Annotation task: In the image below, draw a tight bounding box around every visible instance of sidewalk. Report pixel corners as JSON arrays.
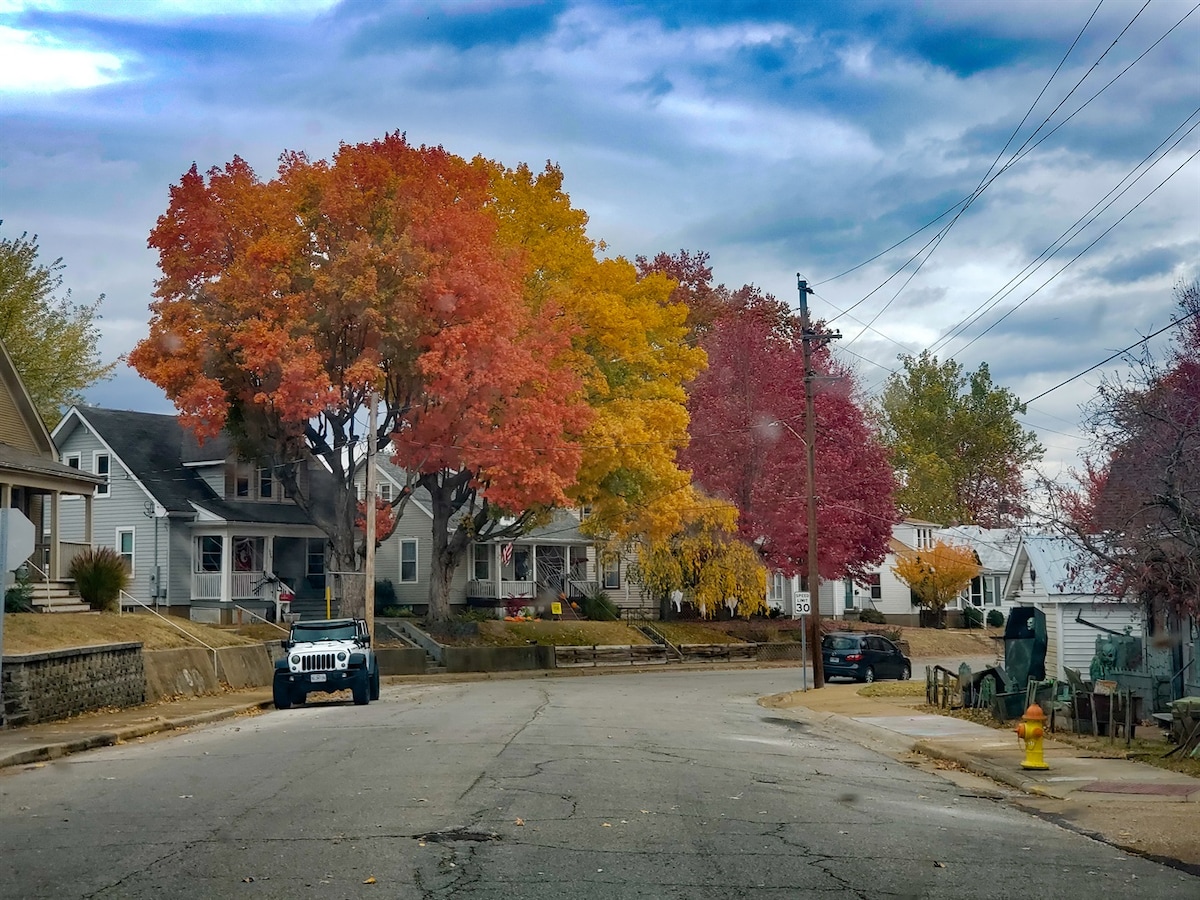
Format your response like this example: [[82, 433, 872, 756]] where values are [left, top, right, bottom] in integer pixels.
[[763, 680, 1200, 874]]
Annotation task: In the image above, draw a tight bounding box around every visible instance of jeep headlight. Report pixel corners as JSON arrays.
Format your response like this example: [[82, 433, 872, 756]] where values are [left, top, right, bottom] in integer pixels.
[[337, 651, 347, 662], [290, 655, 300, 665]]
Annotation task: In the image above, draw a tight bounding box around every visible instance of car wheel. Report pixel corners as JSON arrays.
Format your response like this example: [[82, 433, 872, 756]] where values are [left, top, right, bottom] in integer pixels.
[[272, 674, 292, 710], [862, 666, 876, 684], [291, 688, 307, 705], [900, 663, 912, 681], [352, 670, 370, 706], [370, 667, 380, 701]]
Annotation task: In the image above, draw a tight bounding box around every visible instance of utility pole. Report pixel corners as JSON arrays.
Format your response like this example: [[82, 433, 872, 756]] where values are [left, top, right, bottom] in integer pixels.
[[364, 391, 378, 643], [797, 275, 839, 689]]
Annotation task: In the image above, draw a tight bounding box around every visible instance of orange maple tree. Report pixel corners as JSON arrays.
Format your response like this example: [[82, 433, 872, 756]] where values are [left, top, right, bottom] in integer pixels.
[[130, 133, 591, 620]]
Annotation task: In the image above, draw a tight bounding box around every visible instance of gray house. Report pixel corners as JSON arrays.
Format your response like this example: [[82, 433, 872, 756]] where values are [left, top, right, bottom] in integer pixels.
[[362, 458, 646, 616], [52, 407, 331, 623]]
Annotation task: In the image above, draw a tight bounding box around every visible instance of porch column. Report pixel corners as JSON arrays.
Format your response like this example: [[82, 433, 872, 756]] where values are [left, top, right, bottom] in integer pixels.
[[49, 491, 61, 580], [83, 494, 94, 546], [0, 482, 10, 508], [220, 533, 232, 603], [493, 543, 500, 598]]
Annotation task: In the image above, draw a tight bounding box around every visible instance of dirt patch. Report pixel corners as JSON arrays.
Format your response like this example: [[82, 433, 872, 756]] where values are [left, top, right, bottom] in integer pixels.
[[2, 612, 264, 654]]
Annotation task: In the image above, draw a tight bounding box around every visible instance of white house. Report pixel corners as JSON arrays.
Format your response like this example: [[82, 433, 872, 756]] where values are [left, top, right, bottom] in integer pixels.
[[1003, 533, 1140, 680]]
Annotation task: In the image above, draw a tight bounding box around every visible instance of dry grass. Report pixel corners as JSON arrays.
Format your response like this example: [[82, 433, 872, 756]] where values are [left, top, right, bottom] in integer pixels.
[[2, 612, 264, 654], [454, 620, 653, 647], [858, 681, 926, 699]]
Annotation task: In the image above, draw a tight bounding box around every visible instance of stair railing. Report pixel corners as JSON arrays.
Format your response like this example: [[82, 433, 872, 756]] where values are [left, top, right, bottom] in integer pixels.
[[21, 558, 53, 610]]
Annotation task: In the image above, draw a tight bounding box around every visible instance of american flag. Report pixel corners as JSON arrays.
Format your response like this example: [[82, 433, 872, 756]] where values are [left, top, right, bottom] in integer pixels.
[[501, 543, 513, 565]]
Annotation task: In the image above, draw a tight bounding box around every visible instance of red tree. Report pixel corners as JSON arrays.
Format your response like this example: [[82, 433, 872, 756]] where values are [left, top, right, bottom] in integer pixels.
[[131, 134, 591, 621], [681, 290, 897, 581], [1055, 280, 1200, 623]]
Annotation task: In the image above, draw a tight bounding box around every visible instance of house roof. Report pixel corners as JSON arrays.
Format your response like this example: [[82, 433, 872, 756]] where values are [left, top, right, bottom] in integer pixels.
[[939, 525, 1020, 573], [0, 442, 104, 491], [64, 408, 218, 514], [1017, 534, 1110, 596], [57, 407, 335, 526]]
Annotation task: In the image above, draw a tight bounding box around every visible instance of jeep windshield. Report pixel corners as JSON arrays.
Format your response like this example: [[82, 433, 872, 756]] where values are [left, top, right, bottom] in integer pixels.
[[291, 623, 357, 642]]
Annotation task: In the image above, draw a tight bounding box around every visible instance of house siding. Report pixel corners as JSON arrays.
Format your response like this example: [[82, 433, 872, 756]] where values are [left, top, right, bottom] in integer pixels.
[[0, 380, 38, 453], [56, 427, 171, 607]]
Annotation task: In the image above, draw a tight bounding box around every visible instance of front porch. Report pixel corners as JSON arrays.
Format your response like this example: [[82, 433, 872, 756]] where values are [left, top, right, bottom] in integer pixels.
[[189, 530, 323, 623]]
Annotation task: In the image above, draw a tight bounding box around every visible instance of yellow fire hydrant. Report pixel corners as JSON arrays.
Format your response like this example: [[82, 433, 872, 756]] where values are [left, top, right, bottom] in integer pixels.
[[1015, 703, 1050, 770]]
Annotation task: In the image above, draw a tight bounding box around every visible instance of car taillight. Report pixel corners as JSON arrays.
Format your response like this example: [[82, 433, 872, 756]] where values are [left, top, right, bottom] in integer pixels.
[[845, 653, 863, 661]]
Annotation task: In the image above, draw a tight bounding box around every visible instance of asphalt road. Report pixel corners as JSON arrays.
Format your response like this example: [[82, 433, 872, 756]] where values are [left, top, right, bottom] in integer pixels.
[[0, 670, 1193, 899]]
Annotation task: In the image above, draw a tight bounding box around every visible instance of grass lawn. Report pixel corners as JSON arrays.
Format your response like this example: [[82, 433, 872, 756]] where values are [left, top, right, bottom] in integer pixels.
[[653, 622, 749, 645]]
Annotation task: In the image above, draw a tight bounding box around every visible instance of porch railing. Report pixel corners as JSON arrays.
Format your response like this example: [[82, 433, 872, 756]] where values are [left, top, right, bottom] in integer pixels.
[[467, 579, 536, 600], [191, 570, 271, 601], [58, 541, 91, 579]]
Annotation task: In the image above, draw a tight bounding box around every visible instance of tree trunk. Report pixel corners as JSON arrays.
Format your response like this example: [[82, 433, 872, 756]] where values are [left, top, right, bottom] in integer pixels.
[[425, 478, 472, 624]]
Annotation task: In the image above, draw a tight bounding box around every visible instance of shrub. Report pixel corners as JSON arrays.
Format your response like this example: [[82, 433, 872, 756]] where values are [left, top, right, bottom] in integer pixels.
[[962, 605, 984, 629], [68, 547, 129, 613], [5, 568, 34, 612], [581, 591, 620, 621], [987, 608, 1005, 628], [857, 608, 886, 625], [374, 579, 397, 615]]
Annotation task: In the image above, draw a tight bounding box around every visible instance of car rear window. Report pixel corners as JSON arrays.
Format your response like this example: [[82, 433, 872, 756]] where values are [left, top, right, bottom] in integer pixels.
[[822, 635, 859, 652]]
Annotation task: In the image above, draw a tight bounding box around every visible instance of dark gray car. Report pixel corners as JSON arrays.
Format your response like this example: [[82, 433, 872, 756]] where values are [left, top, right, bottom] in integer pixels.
[[822, 632, 912, 683]]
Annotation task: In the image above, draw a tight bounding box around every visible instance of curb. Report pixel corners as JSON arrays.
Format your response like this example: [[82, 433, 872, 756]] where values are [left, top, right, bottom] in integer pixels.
[[0, 699, 274, 772]]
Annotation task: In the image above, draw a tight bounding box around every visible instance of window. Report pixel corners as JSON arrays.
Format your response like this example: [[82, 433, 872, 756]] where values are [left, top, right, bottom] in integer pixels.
[[117, 529, 134, 573], [236, 475, 250, 497], [501, 546, 532, 582], [472, 543, 490, 581], [866, 573, 882, 600], [259, 468, 273, 499], [379, 482, 393, 503], [306, 539, 325, 578], [64, 453, 80, 469], [198, 536, 222, 572], [94, 452, 110, 497], [602, 558, 620, 590], [769, 573, 784, 601], [400, 539, 418, 583]]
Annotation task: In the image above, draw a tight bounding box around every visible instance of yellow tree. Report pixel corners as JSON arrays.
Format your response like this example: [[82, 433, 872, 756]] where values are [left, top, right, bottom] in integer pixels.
[[891, 539, 980, 626], [628, 488, 767, 619], [481, 161, 706, 546]]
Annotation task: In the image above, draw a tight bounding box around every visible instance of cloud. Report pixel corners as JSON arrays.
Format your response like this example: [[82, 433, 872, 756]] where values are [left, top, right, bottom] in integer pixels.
[[0, 23, 123, 92]]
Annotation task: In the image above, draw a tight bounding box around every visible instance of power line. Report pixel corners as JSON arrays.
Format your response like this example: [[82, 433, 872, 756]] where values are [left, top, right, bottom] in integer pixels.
[[1024, 306, 1200, 405]]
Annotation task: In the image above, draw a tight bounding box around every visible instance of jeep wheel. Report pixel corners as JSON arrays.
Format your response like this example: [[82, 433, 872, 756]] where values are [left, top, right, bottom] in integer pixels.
[[272, 674, 292, 710], [290, 688, 307, 705], [369, 667, 381, 701], [352, 670, 370, 706]]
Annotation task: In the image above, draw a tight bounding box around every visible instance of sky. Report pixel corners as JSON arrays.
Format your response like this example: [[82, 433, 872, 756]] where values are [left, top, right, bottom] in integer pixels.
[[1, 0, 1198, 483]]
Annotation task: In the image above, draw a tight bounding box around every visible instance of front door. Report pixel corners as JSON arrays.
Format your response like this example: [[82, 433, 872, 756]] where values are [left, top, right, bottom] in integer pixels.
[[536, 545, 566, 597]]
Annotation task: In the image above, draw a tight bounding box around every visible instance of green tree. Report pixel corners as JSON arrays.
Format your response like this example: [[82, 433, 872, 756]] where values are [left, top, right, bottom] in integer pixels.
[[0, 227, 115, 426], [877, 351, 1043, 525]]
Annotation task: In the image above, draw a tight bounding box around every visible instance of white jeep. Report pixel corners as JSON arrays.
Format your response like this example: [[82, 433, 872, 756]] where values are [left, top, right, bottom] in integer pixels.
[[273, 617, 380, 709]]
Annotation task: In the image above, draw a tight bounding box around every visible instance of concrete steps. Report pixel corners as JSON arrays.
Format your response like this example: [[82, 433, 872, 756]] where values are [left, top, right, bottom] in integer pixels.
[[28, 580, 93, 614]]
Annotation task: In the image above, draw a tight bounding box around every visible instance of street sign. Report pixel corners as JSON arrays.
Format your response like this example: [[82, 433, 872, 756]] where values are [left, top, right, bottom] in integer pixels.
[[0, 507, 34, 567], [0, 507, 37, 726], [793, 591, 812, 618]]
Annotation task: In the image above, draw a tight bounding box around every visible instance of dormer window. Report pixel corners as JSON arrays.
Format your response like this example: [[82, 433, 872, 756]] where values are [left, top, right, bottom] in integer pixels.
[[94, 452, 110, 497], [259, 468, 273, 499]]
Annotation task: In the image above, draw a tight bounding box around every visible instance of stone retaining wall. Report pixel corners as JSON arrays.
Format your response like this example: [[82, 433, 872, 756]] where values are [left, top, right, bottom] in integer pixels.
[[2, 643, 145, 727]]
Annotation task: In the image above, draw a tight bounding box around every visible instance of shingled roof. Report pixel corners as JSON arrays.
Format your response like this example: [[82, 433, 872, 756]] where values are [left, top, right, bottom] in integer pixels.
[[58, 407, 333, 524]]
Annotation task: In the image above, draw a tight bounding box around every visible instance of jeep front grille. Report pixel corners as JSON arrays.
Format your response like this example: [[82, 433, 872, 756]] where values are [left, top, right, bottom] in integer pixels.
[[300, 653, 335, 671]]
